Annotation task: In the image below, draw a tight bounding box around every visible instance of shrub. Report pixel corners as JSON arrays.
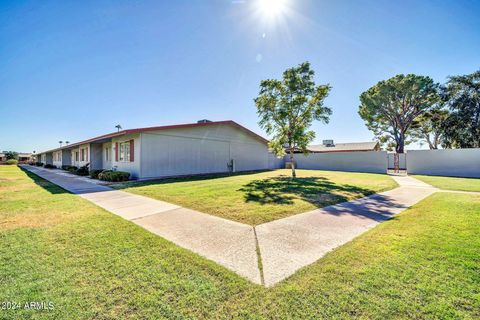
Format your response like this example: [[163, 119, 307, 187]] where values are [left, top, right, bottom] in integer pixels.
[[75, 165, 89, 176], [62, 165, 77, 171], [98, 170, 130, 182], [35, 162, 44, 166], [5, 159, 18, 165], [44, 164, 56, 169], [89, 169, 104, 179]]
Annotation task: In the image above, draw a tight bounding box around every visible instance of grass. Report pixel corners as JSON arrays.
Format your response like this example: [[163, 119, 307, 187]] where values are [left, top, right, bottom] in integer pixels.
[[414, 175, 480, 192], [1, 165, 479, 319], [112, 169, 398, 225]]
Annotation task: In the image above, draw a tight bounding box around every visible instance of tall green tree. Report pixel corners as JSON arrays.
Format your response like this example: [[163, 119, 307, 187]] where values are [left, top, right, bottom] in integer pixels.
[[441, 70, 480, 148], [358, 74, 440, 153], [4, 151, 18, 160], [411, 108, 450, 149], [255, 62, 332, 178]]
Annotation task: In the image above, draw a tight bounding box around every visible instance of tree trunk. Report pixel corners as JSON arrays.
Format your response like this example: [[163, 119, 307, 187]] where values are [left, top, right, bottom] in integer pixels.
[[395, 134, 405, 153], [289, 149, 296, 178]]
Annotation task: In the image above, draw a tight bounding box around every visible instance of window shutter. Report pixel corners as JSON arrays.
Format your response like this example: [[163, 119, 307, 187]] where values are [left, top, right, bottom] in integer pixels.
[[115, 142, 119, 162], [86, 147, 89, 161], [129, 140, 134, 162]]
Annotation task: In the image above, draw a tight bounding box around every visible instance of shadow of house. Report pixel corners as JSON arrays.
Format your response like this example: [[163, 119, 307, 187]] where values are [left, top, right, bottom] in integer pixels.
[[20, 167, 69, 195], [238, 176, 378, 207]]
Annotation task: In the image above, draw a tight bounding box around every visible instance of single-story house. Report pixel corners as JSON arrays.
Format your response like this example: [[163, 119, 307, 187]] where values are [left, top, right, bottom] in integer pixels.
[[287, 140, 380, 153], [36, 120, 270, 179], [0, 152, 34, 163], [18, 153, 34, 163]]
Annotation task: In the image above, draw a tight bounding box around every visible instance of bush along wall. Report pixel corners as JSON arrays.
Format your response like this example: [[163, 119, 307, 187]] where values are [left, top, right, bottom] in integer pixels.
[[89, 169, 104, 179], [75, 165, 89, 176], [98, 170, 130, 182]]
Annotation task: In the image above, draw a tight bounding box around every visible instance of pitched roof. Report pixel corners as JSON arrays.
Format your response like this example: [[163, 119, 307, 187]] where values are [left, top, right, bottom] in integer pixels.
[[38, 120, 268, 154], [308, 141, 379, 153]]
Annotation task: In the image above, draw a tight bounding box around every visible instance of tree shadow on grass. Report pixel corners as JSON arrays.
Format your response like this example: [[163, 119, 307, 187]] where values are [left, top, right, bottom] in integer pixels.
[[20, 167, 68, 195], [238, 175, 377, 208]]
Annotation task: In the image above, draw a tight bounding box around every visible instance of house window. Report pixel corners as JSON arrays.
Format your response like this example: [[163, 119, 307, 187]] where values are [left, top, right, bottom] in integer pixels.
[[119, 142, 130, 162], [80, 148, 88, 161], [105, 147, 110, 161]]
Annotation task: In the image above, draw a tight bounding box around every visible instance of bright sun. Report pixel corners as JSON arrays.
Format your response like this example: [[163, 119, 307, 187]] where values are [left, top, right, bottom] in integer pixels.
[[257, 0, 287, 19]]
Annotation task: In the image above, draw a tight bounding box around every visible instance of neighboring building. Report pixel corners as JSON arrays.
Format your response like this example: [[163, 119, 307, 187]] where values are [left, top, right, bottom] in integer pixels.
[[287, 140, 380, 153], [36, 120, 269, 179], [18, 153, 34, 163], [0, 152, 34, 163]]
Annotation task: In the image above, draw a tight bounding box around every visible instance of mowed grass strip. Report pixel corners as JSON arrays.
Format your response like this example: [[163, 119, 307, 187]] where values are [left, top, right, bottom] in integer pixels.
[[1, 166, 479, 319], [112, 169, 398, 225], [414, 174, 480, 192]]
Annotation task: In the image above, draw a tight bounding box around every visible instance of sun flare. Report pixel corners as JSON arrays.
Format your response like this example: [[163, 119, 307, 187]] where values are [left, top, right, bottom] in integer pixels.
[[257, 0, 287, 19]]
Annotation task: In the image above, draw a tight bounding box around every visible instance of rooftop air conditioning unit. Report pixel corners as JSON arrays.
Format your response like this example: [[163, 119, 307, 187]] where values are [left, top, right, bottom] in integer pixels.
[[322, 139, 334, 147]]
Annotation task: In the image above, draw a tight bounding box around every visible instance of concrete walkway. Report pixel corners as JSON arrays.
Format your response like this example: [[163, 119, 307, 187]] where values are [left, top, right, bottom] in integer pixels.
[[21, 165, 439, 287], [21, 165, 261, 284], [255, 175, 437, 286]]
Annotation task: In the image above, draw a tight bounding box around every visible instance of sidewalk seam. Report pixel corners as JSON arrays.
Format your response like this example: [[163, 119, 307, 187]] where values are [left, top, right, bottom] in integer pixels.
[[253, 226, 265, 286]]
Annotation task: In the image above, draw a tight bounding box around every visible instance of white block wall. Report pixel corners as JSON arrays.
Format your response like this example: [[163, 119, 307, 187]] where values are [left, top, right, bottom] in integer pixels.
[[268, 153, 285, 169], [293, 151, 388, 174], [407, 148, 480, 178]]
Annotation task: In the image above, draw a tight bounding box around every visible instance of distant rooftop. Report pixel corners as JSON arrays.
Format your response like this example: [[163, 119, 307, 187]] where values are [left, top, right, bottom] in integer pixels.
[[308, 141, 380, 153]]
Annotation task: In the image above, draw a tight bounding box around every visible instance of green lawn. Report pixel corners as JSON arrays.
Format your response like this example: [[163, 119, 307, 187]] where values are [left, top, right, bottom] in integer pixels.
[[1, 165, 479, 319], [112, 169, 398, 225], [414, 175, 480, 192]]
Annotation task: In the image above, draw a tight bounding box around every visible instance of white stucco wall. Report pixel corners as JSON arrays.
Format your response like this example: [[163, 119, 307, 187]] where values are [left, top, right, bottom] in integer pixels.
[[139, 124, 268, 179], [52, 151, 63, 168], [71, 148, 80, 167], [77, 144, 90, 168], [293, 151, 388, 174], [111, 133, 141, 178], [102, 142, 113, 170], [407, 148, 480, 178]]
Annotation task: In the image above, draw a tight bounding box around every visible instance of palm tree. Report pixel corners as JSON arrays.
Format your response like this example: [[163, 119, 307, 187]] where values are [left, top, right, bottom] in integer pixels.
[[59, 141, 63, 147]]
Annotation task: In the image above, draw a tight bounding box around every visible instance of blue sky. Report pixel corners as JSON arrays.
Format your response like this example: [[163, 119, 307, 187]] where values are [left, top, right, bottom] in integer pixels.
[[1, 0, 479, 153]]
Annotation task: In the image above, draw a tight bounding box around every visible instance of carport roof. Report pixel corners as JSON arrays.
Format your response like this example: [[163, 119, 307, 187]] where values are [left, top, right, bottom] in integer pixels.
[[38, 120, 268, 154]]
